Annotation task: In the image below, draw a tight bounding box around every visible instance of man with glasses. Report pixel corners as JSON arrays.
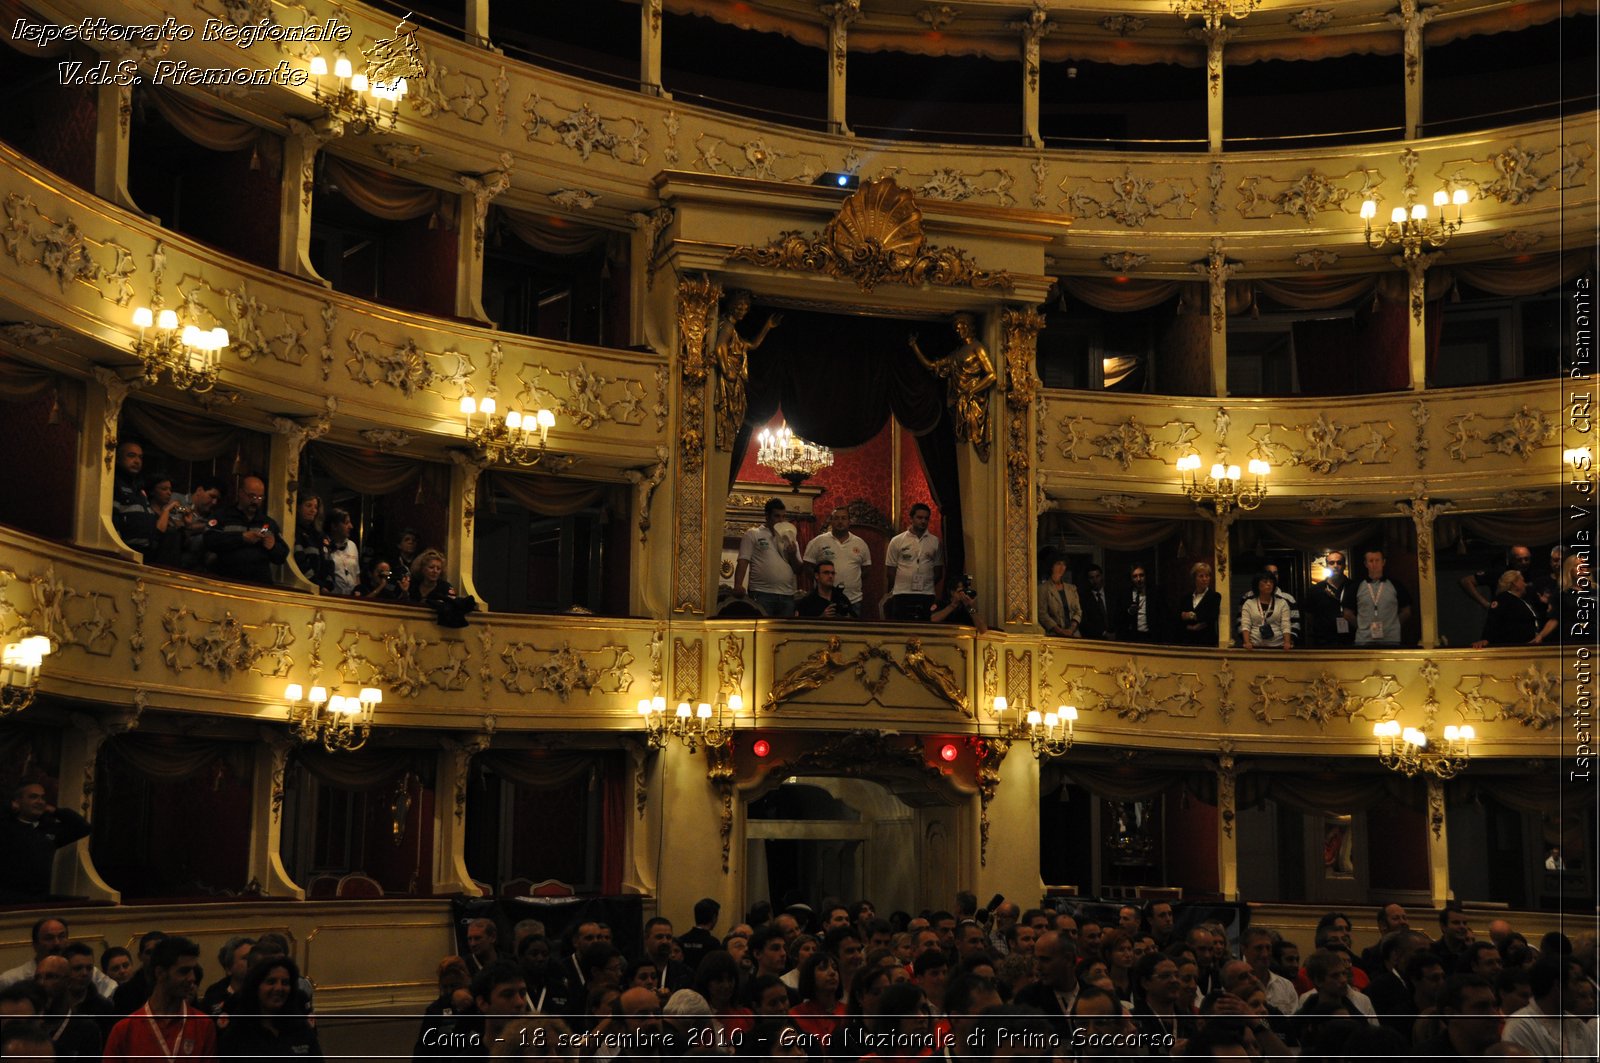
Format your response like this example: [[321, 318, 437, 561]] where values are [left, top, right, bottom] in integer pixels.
[[205, 475, 288, 584], [1307, 551, 1358, 646]]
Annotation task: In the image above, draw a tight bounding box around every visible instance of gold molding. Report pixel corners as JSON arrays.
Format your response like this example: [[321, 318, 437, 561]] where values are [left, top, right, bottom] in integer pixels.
[[727, 179, 1016, 294]]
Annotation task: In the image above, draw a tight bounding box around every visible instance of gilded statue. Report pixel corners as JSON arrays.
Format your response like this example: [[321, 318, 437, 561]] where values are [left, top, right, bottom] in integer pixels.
[[713, 292, 782, 450], [900, 638, 969, 716], [909, 312, 996, 459], [764, 635, 848, 708]]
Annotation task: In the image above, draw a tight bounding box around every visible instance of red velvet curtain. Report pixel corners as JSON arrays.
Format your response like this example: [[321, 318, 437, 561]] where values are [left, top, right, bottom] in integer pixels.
[[731, 307, 966, 583], [601, 760, 625, 895], [1291, 299, 1411, 394]]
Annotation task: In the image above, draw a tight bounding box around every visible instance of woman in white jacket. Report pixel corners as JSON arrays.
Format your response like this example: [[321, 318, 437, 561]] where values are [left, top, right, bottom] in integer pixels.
[[1240, 571, 1293, 650]]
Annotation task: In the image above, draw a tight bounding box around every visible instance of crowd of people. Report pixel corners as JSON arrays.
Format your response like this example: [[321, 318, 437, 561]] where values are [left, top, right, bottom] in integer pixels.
[[0, 894, 1594, 1059], [1041, 543, 1582, 651], [730, 500, 982, 631], [109, 440, 474, 626]]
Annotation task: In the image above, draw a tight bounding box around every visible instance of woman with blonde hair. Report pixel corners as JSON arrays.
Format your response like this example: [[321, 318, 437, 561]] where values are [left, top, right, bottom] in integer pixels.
[[1175, 561, 1221, 646], [405, 547, 476, 628]]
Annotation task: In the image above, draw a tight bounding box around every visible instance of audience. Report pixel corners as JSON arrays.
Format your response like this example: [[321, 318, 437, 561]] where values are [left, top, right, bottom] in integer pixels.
[[0, 897, 1584, 1059]]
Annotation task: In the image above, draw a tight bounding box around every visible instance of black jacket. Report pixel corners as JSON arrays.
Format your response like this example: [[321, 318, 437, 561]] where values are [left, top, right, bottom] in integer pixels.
[[204, 505, 289, 583], [0, 807, 91, 901]]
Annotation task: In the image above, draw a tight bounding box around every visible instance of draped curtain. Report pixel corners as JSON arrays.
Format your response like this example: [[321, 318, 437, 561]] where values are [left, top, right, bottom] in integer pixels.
[[143, 87, 282, 176], [308, 441, 447, 498], [1236, 768, 1422, 813], [1060, 513, 1208, 553], [120, 400, 268, 475], [294, 747, 428, 790], [730, 308, 966, 582], [496, 205, 617, 256], [1046, 763, 1216, 804], [1437, 510, 1563, 551], [1450, 251, 1593, 298], [323, 155, 458, 227], [104, 732, 252, 782], [485, 473, 617, 517], [1234, 516, 1411, 556]]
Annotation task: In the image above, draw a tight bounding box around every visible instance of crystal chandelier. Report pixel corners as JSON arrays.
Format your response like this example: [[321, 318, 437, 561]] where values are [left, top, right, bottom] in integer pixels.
[[757, 423, 833, 491], [1176, 454, 1269, 515], [1374, 720, 1473, 779], [284, 683, 383, 753]]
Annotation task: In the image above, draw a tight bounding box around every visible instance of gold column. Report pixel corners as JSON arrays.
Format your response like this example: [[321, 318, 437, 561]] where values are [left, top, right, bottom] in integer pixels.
[[820, 1, 860, 136], [269, 412, 332, 594], [1213, 510, 1235, 648], [1426, 776, 1450, 906], [673, 275, 721, 614], [1399, 495, 1451, 649], [55, 707, 142, 903], [1200, 22, 1232, 153], [449, 452, 491, 607], [1014, 9, 1052, 149], [1393, 0, 1435, 139], [436, 733, 492, 896], [464, 0, 491, 47], [279, 118, 338, 284], [76, 368, 140, 560], [457, 172, 509, 325], [93, 74, 138, 212], [641, 0, 665, 96], [1002, 306, 1044, 627], [1197, 240, 1234, 398], [247, 729, 304, 898], [1217, 743, 1238, 900], [1401, 252, 1438, 390]]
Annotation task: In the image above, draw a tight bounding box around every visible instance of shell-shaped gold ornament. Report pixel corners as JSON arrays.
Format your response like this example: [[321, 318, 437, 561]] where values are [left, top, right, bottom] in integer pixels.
[[824, 179, 926, 274]]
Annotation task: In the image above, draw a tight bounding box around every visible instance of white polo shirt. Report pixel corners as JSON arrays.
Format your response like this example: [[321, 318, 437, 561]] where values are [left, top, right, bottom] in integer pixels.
[[886, 529, 943, 596], [803, 530, 872, 604], [739, 524, 797, 595]]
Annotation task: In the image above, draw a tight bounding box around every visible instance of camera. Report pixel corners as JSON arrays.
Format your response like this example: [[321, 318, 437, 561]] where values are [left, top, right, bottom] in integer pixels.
[[960, 575, 977, 599]]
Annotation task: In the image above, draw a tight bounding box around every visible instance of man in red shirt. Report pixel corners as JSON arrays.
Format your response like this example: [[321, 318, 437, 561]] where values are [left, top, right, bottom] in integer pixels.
[[104, 936, 216, 1062]]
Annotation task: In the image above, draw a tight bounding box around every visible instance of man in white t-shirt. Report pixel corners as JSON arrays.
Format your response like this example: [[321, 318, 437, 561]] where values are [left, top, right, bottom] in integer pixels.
[[884, 502, 943, 621], [734, 497, 802, 617], [802, 505, 872, 608]]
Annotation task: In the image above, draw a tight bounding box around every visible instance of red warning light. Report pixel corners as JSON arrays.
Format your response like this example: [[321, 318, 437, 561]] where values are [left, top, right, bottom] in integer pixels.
[[752, 739, 771, 758], [939, 743, 959, 762]]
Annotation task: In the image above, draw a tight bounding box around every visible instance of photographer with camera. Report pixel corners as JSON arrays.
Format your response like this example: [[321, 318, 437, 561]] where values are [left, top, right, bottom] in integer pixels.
[[930, 575, 987, 634], [359, 559, 407, 601]]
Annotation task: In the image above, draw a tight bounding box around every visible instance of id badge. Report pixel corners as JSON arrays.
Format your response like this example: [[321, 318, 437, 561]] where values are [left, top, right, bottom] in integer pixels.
[[1369, 621, 1384, 639], [1336, 618, 1350, 633]]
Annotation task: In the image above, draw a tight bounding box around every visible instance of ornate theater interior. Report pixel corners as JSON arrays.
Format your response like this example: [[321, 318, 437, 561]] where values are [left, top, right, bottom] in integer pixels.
[[0, 0, 1593, 1054]]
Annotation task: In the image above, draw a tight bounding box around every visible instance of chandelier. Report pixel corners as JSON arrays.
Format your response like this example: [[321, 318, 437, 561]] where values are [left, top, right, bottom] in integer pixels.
[[1373, 720, 1473, 779], [1, 635, 52, 716], [1360, 189, 1468, 260], [1171, 0, 1261, 24], [460, 397, 559, 468], [284, 683, 383, 752], [1176, 455, 1269, 514], [639, 695, 737, 753], [308, 53, 408, 133], [757, 424, 833, 491], [992, 696, 1076, 760], [130, 306, 228, 393]]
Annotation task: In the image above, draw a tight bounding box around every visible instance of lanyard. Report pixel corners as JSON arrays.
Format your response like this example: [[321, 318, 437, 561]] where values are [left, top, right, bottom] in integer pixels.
[[1365, 580, 1386, 610], [142, 1003, 192, 1061]]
